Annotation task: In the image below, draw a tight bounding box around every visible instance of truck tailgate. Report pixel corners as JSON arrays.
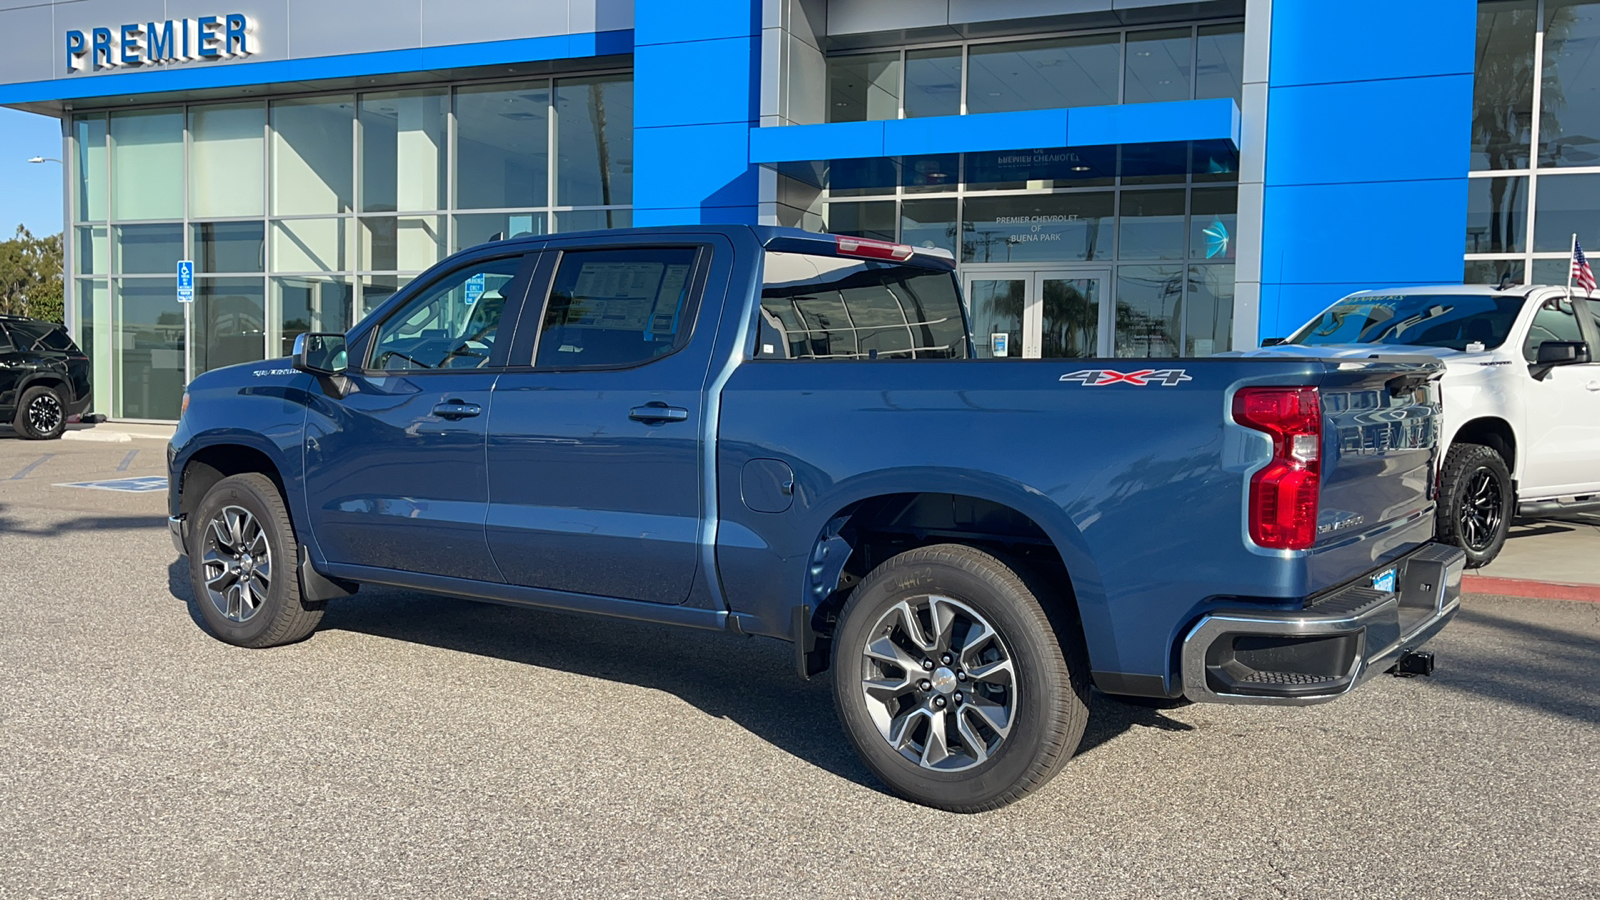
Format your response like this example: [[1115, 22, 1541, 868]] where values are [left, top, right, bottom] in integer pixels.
[[1308, 359, 1442, 594]]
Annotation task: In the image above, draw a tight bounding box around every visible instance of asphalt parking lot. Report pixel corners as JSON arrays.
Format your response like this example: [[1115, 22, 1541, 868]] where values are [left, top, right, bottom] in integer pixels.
[[1, 432, 1597, 899]]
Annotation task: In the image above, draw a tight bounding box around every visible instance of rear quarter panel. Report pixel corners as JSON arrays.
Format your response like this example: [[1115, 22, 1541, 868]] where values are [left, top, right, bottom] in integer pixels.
[[716, 357, 1357, 682]]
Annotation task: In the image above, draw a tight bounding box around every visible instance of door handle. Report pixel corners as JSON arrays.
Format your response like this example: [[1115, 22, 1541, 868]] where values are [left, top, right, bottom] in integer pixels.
[[432, 401, 482, 420], [629, 403, 689, 423], [1587, 380, 1600, 392]]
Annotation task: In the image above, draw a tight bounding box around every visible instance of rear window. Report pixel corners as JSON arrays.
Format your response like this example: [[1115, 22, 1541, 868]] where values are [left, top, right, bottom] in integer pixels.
[[6, 320, 78, 353], [757, 252, 967, 360]]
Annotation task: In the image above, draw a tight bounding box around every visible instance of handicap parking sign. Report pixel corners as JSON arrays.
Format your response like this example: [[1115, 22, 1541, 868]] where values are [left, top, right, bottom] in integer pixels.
[[56, 476, 169, 493], [176, 260, 194, 304], [464, 273, 485, 305]]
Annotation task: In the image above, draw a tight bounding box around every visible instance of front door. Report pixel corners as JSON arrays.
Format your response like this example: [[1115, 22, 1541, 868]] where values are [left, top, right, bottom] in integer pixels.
[[1520, 294, 1600, 496], [964, 268, 1110, 358], [302, 253, 535, 581], [484, 240, 721, 606]]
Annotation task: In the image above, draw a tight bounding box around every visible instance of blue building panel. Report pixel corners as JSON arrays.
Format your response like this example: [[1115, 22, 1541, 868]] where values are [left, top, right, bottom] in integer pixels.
[[749, 120, 887, 163], [881, 109, 1070, 157], [633, 38, 760, 128], [1264, 76, 1474, 186], [1260, 178, 1468, 287], [632, 0, 760, 45], [1066, 98, 1240, 148], [634, 121, 760, 223], [1269, 0, 1475, 87]]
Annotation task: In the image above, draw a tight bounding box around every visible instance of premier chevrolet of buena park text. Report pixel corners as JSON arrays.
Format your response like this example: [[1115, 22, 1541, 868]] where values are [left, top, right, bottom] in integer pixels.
[[168, 226, 1462, 811]]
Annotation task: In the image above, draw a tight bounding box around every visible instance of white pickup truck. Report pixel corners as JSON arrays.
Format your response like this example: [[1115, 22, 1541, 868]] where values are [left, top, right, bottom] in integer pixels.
[[1247, 284, 1600, 567]]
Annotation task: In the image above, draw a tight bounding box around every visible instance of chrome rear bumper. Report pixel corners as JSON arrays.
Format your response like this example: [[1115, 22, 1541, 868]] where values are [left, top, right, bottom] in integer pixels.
[[1181, 542, 1466, 705]]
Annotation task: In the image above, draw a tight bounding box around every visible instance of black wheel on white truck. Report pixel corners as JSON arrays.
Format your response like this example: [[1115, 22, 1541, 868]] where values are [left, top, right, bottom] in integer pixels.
[[1435, 443, 1513, 568]]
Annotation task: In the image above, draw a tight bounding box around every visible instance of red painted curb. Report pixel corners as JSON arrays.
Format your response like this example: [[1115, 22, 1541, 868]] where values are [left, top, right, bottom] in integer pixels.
[[1462, 575, 1600, 603]]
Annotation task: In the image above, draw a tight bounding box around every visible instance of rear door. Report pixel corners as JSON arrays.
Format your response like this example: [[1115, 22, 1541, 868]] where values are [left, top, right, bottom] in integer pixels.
[[483, 238, 725, 605], [302, 252, 537, 580]]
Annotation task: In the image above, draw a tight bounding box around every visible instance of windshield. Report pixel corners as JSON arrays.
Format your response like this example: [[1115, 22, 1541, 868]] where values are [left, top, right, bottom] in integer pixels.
[[1287, 294, 1524, 350]]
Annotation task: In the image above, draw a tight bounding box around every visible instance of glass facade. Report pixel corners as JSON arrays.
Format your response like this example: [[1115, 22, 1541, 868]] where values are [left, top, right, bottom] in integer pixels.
[[1467, 0, 1600, 284], [68, 72, 633, 419], [826, 23, 1243, 123], [823, 146, 1238, 358]]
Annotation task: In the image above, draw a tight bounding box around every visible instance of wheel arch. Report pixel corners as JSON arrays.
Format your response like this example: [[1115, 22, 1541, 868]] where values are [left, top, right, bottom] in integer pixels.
[[791, 471, 1105, 677], [176, 438, 297, 545], [1449, 416, 1517, 478]]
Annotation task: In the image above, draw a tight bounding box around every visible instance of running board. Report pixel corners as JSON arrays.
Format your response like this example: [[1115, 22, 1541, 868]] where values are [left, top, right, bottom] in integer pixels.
[[1518, 496, 1600, 517]]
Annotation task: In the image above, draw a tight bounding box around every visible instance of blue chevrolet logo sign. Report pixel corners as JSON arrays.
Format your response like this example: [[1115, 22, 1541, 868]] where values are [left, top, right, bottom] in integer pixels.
[[66, 14, 252, 72]]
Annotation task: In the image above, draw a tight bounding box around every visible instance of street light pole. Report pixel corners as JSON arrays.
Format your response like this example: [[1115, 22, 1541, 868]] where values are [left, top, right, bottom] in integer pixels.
[[28, 156, 63, 164]]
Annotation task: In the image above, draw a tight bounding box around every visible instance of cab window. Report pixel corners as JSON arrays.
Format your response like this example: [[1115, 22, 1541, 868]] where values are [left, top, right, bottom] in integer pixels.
[[368, 257, 525, 371], [533, 247, 700, 368], [1523, 296, 1585, 362]]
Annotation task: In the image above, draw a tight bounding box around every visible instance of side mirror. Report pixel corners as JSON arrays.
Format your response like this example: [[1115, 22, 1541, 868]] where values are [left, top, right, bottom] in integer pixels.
[[1261, 337, 1287, 347], [1530, 340, 1590, 381], [293, 332, 348, 376]]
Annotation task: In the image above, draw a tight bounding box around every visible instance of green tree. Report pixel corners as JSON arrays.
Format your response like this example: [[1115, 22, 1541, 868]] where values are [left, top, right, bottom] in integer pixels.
[[0, 226, 65, 322]]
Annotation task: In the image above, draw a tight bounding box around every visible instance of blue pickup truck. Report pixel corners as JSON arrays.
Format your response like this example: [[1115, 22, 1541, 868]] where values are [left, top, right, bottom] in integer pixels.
[[169, 225, 1464, 811]]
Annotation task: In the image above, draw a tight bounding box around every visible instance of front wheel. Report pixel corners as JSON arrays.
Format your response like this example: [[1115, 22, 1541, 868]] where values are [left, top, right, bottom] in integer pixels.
[[189, 472, 325, 648], [13, 384, 66, 440], [1435, 443, 1513, 568], [831, 544, 1090, 812]]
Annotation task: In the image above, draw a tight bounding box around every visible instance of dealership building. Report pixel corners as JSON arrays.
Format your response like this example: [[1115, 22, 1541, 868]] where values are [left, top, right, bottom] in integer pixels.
[[0, 0, 1590, 420]]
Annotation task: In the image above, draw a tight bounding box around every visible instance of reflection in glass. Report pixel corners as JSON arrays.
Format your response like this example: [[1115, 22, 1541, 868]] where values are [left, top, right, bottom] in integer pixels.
[[902, 154, 959, 193], [829, 157, 899, 197], [194, 278, 266, 375], [968, 279, 1025, 359], [360, 90, 447, 212], [1120, 143, 1190, 185], [78, 279, 110, 414], [1541, 1, 1600, 167], [113, 278, 184, 419], [454, 212, 547, 252], [271, 218, 354, 272], [1465, 176, 1527, 253], [828, 52, 900, 122], [1196, 24, 1244, 101], [1185, 265, 1234, 356], [1040, 277, 1099, 359], [115, 224, 184, 274], [555, 209, 633, 232], [1471, 0, 1536, 170], [826, 201, 896, 242], [1118, 189, 1187, 259], [963, 193, 1113, 263], [193, 221, 265, 273], [360, 216, 445, 271], [967, 36, 1119, 115], [1532, 173, 1600, 251], [905, 47, 962, 118], [1463, 257, 1526, 286], [359, 275, 406, 320], [1190, 188, 1237, 259], [74, 114, 108, 222], [1115, 265, 1183, 357], [275, 277, 352, 356], [1125, 29, 1192, 104], [189, 103, 265, 218], [556, 76, 634, 207], [456, 81, 550, 210], [901, 198, 958, 256], [966, 147, 1115, 190], [271, 97, 355, 215], [76, 225, 108, 275], [110, 109, 184, 220], [1530, 258, 1572, 285]]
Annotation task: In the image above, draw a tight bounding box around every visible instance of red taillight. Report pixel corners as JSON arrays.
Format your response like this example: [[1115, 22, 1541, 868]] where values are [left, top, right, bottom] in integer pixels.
[[835, 235, 914, 261], [1233, 386, 1322, 550]]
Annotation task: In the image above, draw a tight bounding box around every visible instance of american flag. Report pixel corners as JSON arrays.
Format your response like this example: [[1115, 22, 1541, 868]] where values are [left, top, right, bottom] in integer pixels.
[[1574, 239, 1597, 292]]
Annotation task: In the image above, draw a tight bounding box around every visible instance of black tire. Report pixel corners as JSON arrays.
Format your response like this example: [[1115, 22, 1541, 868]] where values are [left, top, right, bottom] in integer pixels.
[[188, 472, 325, 648], [13, 384, 66, 440], [1435, 443, 1513, 568], [831, 544, 1090, 812]]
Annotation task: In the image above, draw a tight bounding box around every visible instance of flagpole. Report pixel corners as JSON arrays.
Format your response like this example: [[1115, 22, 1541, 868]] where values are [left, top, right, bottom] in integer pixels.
[[1569, 233, 1577, 301]]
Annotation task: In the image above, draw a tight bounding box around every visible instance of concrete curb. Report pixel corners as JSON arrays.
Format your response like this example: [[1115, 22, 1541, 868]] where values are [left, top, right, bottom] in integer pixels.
[[1462, 575, 1600, 603]]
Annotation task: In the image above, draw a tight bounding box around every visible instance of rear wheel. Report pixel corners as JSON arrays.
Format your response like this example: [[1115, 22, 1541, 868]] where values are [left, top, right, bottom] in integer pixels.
[[1436, 443, 1512, 568], [831, 544, 1090, 812], [13, 385, 66, 440], [189, 473, 325, 648]]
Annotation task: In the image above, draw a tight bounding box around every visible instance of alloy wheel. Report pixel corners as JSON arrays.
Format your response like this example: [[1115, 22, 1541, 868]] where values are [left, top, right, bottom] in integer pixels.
[[200, 506, 273, 623], [859, 594, 1017, 772], [27, 393, 62, 435], [1459, 468, 1504, 552]]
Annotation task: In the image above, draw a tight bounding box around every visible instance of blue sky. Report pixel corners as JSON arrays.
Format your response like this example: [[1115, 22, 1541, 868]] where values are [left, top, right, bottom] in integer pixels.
[[0, 107, 66, 237]]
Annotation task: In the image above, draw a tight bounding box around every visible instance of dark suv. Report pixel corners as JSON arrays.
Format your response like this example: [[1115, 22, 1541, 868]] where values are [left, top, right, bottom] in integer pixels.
[[0, 315, 92, 440]]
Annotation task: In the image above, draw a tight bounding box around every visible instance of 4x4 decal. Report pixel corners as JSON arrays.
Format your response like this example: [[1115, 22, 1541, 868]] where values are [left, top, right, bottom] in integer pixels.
[[1059, 369, 1193, 386]]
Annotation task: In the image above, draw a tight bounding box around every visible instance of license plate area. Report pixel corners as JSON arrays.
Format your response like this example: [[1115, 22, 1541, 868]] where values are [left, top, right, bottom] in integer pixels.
[[1372, 568, 1396, 594]]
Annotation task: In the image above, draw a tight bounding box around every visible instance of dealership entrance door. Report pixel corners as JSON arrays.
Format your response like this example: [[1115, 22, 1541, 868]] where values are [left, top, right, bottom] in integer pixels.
[[963, 267, 1111, 359]]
